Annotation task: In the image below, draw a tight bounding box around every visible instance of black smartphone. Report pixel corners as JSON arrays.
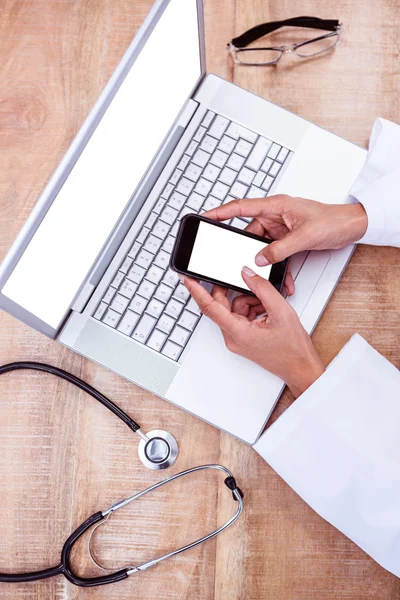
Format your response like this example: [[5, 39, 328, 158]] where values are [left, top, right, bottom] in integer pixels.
[[170, 214, 288, 295]]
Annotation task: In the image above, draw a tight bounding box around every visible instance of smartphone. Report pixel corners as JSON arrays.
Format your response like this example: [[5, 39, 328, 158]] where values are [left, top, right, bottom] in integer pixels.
[[170, 214, 288, 295]]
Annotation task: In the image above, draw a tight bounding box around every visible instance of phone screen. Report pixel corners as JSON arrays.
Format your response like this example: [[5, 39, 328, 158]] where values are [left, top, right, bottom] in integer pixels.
[[187, 220, 271, 292]]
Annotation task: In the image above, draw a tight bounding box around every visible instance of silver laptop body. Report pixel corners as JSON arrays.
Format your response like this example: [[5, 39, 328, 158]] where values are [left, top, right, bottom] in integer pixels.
[[0, 0, 366, 444]]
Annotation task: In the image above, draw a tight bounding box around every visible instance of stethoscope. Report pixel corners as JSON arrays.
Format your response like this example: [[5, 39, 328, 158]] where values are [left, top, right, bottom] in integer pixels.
[[0, 361, 244, 588]]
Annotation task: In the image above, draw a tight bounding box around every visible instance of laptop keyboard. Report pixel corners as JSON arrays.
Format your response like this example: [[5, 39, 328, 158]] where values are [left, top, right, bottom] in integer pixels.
[[93, 111, 290, 361]]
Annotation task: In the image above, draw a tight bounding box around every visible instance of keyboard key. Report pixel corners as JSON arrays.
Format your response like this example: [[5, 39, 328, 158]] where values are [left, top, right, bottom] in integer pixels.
[[230, 181, 248, 198], [136, 227, 150, 244], [127, 242, 141, 260], [235, 139, 253, 158], [173, 283, 190, 303], [157, 313, 175, 334], [161, 341, 182, 361], [119, 278, 137, 299], [178, 205, 195, 221], [145, 212, 157, 229], [223, 195, 236, 205], [200, 135, 218, 154], [146, 264, 164, 285], [218, 135, 236, 154], [262, 175, 274, 191], [208, 115, 229, 139], [165, 298, 184, 319], [111, 271, 124, 288], [161, 183, 174, 199], [186, 140, 198, 156], [253, 171, 265, 187], [186, 192, 204, 211], [163, 268, 180, 288], [276, 147, 289, 163], [210, 149, 229, 168], [137, 279, 157, 300], [153, 219, 170, 240], [132, 314, 157, 344], [261, 157, 273, 173], [211, 181, 229, 201], [103, 286, 116, 304], [231, 217, 248, 230], [219, 167, 236, 186], [102, 309, 121, 328], [245, 137, 272, 171], [153, 197, 167, 214], [201, 110, 215, 128], [120, 256, 133, 273], [186, 297, 201, 316], [146, 298, 164, 318], [195, 177, 213, 197], [203, 163, 221, 183], [185, 162, 202, 182], [110, 293, 130, 314], [162, 235, 175, 254], [202, 196, 221, 211], [269, 161, 281, 177], [168, 191, 186, 211], [169, 168, 182, 185], [267, 143, 281, 160], [178, 309, 200, 330], [130, 294, 148, 314], [94, 302, 107, 320], [193, 125, 207, 143], [117, 310, 139, 336], [178, 154, 191, 171], [237, 167, 255, 186], [155, 283, 174, 303], [226, 122, 258, 143], [154, 250, 170, 270], [192, 148, 210, 167], [176, 177, 195, 196], [136, 249, 153, 270], [247, 185, 266, 199], [127, 264, 146, 284], [160, 205, 179, 225], [147, 329, 167, 352], [170, 222, 179, 237], [227, 153, 245, 171], [144, 234, 162, 255], [169, 325, 190, 346]]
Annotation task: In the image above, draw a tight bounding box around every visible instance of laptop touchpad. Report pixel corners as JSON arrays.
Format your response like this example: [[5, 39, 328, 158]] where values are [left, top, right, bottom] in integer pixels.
[[287, 250, 331, 319]]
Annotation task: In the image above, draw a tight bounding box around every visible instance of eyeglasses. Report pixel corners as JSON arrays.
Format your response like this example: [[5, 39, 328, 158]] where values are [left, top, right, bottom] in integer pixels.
[[228, 16, 343, 66]]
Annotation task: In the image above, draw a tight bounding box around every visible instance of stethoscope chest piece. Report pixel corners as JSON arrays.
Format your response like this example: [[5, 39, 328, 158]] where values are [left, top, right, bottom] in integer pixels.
[[138, 429, 178, 470]]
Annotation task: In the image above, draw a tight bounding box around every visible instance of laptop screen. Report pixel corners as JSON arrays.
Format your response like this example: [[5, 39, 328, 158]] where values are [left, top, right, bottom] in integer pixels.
[[2, 0, 202, 330]]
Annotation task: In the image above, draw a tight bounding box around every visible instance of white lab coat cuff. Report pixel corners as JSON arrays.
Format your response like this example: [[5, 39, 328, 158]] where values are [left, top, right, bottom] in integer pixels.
[[254, 333, 400, 578], [349, 118, 400, 247]]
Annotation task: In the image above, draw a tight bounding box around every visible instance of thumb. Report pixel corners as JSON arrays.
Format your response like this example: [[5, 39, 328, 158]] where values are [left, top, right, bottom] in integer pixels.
[[255, 230, 307, 266], [241, 266, 285, 314]]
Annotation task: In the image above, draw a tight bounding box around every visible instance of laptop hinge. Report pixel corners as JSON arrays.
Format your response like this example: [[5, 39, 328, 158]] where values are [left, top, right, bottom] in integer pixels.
[[70, 98, 199, 315]]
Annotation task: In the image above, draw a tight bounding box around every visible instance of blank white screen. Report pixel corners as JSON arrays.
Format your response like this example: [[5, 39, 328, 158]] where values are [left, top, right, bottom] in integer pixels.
[[188, 222, 272, 291], [3, 0, 201, 328]]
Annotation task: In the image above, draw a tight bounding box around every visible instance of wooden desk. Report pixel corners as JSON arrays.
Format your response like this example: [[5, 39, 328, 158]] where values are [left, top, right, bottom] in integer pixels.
[[1, 1, 399, 598]]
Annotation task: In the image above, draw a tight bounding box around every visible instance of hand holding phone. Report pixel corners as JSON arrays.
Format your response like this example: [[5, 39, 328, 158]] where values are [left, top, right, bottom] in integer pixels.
[[170, 214, 288, 295]]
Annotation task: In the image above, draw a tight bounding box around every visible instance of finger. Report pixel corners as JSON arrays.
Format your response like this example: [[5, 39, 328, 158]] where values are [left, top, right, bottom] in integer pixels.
[[203, 196, 288, 223], [231, 294, 260, 317], [182, 276, 237, 333], [255, 229, 308, 266], [284, 262, 295, 296], [211, 284, 231, 310], [241, 267, 287, 314], [244, 218, 265, 237], [248, 304, 266, 322]]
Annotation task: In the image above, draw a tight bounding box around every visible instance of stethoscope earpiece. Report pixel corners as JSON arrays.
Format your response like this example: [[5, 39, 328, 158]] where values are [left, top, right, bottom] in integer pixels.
[[138, 430, 179, 470]]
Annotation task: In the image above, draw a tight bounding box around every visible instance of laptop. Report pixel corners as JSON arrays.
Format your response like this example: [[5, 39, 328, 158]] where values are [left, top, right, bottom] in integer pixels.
[[0, 0, 366, 444]]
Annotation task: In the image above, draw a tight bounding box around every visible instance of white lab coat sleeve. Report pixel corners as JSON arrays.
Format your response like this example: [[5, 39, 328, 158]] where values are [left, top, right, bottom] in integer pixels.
[[350, 117, 400, 247], [253, 333, 400, 578]]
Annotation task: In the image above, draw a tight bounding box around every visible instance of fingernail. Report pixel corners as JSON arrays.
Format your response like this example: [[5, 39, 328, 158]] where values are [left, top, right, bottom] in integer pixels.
[[178, 274, 185, 283], [255, 254, 270, 267], [242, 266, 256, 277]]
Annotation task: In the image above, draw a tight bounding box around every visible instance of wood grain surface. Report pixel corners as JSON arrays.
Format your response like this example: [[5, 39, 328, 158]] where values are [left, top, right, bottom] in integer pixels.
[[1, 1, 400, 599]]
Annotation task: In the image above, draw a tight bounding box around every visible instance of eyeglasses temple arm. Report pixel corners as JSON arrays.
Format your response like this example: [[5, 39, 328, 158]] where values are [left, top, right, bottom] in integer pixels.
[[230, 16, 341, 48]]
